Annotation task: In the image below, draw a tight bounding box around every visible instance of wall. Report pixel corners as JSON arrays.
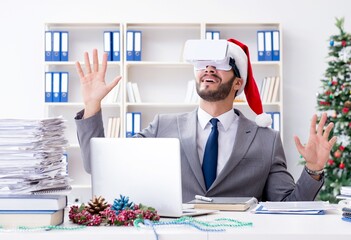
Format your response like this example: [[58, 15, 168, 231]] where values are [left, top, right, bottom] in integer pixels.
[[0, 0, 350, 180]]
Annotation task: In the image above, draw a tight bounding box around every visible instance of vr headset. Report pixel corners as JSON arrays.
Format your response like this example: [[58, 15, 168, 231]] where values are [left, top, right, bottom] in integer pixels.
[[183, 39, 241, 77]]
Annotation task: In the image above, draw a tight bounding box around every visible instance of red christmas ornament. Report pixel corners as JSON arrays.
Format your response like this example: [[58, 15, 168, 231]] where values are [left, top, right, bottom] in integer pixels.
[[339, 145, 345, 151], [339, 162, 345, 169], [342, 40, 347, 47], [342, 107, 349, 114], [332, 80, 338, 86], [334, 150, 342, 158], [328, 159, 334, 165]]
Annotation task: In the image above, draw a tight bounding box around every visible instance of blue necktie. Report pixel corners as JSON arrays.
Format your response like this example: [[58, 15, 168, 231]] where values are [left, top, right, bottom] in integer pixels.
[[202, 118, 219, 190]]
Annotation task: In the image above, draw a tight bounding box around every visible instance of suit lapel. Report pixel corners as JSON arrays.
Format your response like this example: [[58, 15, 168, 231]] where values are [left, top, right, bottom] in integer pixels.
[[178, 108, 207, 192], [210, 109, 258, 190]]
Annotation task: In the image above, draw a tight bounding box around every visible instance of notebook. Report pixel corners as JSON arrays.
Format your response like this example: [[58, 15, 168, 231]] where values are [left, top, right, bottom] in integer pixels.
[[90, 137, 216, 217]]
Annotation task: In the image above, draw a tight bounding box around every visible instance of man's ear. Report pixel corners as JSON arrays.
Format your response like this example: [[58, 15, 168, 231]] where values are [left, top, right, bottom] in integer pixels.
[[233, 77, 243, 90]]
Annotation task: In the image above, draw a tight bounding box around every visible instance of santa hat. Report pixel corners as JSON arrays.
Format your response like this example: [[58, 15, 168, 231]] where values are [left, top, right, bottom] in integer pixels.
[[227, 38, 272, 127]]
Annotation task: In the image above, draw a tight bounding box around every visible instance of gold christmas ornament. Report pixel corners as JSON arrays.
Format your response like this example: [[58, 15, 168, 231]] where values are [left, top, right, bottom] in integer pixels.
[[344, 100, 351, 109]]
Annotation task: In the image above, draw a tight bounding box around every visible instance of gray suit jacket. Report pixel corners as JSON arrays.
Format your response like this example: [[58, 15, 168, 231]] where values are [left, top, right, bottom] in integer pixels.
[[75, 108, 323, 203]]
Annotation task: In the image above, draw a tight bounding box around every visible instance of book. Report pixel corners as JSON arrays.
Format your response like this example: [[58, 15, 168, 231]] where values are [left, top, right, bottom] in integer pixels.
[[337, 194, 351, 200], [271, 76, 280, 102], [188, 197, 258, 211], [132, 82, 142, 103], [341, 186, 351, 195], [0, 194, 67, 211], [0, 209, 64, 228]]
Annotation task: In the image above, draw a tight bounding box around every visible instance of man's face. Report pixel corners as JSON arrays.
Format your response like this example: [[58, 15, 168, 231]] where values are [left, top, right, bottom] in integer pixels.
[[195, 65, 236, 102]]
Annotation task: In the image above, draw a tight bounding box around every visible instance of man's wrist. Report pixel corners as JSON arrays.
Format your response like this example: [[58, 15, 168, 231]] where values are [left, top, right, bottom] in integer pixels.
[[304, 165, 324, 176]]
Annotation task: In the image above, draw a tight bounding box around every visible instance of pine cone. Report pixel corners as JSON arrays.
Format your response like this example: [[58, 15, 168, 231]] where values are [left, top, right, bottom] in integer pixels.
[[86, 195, 109, 215], [111, 195, 134, 213]]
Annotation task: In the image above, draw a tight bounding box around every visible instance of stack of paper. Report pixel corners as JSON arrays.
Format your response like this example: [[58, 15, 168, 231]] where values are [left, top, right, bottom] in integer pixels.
[[252, 201, 335, 215], [337, 186, 351, 200], [0, 117, 71, 194]]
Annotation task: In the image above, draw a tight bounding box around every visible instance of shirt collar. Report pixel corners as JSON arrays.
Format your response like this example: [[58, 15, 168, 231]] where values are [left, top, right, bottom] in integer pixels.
[[198, 107, 237, 131]]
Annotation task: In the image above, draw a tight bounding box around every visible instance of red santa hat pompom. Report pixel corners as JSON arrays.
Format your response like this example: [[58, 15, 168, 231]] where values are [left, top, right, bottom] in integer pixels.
[[227, 38, 272, 127]]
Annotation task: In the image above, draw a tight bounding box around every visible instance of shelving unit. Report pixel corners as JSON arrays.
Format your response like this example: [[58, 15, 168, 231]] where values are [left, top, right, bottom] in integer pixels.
[[44, 22, 282, 203]]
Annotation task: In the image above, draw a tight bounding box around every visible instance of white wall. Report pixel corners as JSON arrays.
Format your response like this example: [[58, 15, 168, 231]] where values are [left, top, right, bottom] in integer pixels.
[[0, 0, 350, 179]]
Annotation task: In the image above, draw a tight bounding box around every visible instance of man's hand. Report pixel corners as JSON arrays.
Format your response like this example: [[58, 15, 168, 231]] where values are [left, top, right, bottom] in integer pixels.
[[75, 49, 121, 118], [294, 113, 337, 172]]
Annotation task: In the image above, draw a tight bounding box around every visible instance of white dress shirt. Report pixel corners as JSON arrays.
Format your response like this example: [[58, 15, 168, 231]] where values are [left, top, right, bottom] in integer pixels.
[[197, 107, 239, 176]]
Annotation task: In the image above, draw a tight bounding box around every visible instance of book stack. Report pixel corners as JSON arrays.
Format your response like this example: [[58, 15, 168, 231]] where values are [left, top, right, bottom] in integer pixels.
[[259, 76, 280, 103], [106, 117, 121, 138], [102, 83, 121, 104], [342, 207, 351, 223], [126, 82, 142, 103], [337, 186, 351, 200], [0, 194, 67, 228], [0, 117, 71, 194]]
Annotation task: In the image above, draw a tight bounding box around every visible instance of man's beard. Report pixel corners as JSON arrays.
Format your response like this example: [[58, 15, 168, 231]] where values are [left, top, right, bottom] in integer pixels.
[[196, 75, 235, 102]]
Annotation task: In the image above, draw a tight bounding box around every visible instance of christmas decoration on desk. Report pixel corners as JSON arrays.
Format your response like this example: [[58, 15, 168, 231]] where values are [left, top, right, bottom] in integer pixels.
[[69, 195, 160, 226], [86, 195, 109, 215], [316, 17, 351, 203], [134, 216, 253, 240]]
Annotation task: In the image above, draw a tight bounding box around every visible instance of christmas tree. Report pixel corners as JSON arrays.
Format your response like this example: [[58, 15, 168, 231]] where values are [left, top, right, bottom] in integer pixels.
[[316, 17, 351, 203]]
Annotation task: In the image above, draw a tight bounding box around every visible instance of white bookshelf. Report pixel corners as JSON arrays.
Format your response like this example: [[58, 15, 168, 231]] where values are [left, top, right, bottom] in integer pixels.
[[44, 22, 283, 203]]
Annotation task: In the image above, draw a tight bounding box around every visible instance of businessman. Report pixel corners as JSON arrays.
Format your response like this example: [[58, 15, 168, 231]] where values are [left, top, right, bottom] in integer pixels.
[[75, 39, 337, 202]]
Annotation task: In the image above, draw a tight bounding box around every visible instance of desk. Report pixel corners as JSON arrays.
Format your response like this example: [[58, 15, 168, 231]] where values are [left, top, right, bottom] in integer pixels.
[[1, 208, 350, 240]]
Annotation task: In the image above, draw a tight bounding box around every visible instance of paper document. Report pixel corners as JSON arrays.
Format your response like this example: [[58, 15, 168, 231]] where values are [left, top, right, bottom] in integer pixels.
[[0, 117, 71, 194], [252, 201, 335, 215]]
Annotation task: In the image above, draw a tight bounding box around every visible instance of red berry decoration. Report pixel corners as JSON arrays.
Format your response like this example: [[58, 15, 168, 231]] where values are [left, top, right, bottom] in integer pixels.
[[339, 162, 345, 169]]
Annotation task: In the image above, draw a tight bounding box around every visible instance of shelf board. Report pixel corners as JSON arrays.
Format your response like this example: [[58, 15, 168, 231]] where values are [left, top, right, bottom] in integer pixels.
[[44, 61, 121, 66]]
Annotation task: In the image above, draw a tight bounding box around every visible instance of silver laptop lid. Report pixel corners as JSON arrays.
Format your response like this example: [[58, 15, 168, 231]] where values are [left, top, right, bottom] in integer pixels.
[[90, 137, 183, 217]]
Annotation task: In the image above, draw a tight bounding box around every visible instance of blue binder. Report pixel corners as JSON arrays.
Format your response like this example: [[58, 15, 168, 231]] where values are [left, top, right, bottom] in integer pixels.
[[126, 112, 133, 137], [205, 31, 220, 40], [257, 31, 265, 61], [45, 72, 53, 102], [112, 31, 120, 61], [52, 31, 61, 61], [45, 31, 52, 61], [264, 31, 273, 61], [212, 31, 220, 40], [272, 112, 280, 131], [60, 31, 69, 61], [272, 30, 280, 61], [133, 31, 142, 61], [103, 31, 112, 61], [60, 72, 69, 102], [52, 72, 61, 102], [133, 112, 141, 134], [206, 31, 213, 40], [126, 31, 134, 61]]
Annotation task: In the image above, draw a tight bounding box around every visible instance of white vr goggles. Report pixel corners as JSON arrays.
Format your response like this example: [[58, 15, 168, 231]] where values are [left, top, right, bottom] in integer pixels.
[[183, 39, 232, 71]]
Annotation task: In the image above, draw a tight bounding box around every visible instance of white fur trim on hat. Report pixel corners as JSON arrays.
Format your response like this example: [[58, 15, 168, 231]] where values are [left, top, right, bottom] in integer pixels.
[[255, 112, 273, 127]]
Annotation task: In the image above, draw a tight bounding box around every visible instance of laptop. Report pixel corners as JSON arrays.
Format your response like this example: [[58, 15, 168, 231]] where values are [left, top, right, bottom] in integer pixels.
[[90, 137, 216, 217]]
